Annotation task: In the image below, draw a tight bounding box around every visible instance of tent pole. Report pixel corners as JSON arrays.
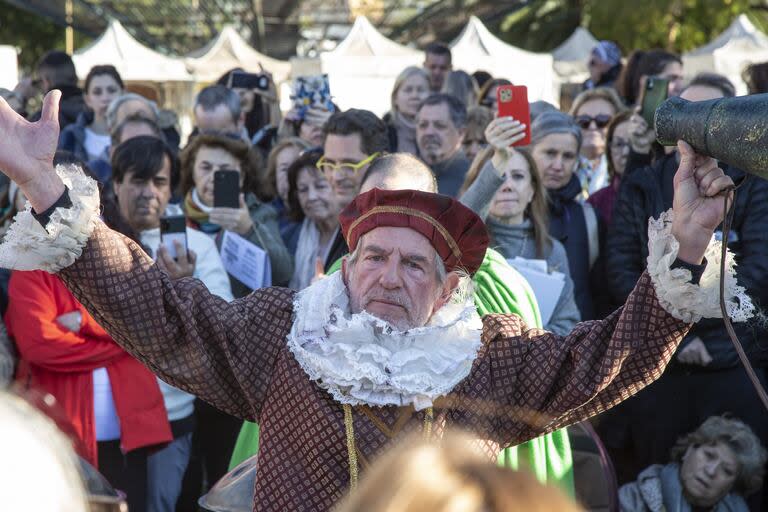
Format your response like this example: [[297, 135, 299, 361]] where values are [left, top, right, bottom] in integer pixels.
[[65, 0, 74, 55]]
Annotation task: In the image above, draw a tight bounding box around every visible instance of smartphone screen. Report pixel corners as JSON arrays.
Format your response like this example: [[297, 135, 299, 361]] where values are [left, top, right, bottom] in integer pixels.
[[496, 85, 532, 146], [160, 216, 188, 260], [640, 76, 670, 126], [213, 170, 241, 209]]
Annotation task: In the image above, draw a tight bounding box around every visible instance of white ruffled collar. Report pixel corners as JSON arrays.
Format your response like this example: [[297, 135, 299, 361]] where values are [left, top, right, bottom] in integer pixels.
[[287, 272, 483, 410]]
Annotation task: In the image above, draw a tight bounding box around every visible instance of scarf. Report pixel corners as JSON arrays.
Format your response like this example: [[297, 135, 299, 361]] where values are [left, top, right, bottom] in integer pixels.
[[184, 189, 220, 234], [290, 218, 322, 290], [548, 174, 583, 217]]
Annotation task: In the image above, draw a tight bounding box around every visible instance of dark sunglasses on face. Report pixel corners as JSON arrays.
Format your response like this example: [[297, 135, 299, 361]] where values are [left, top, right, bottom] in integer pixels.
[[574, 114, 612, 130]]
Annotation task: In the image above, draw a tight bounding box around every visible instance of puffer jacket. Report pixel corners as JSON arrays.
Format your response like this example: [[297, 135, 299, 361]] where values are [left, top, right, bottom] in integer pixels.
[[607, 151, 768, 367]]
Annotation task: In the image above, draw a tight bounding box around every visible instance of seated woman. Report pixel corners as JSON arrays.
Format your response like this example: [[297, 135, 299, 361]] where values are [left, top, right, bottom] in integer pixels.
[[286, 149, 339, 290], [179, 134, 293, 291], [461, 117, 580, 335], [619, 415, 766, 511]]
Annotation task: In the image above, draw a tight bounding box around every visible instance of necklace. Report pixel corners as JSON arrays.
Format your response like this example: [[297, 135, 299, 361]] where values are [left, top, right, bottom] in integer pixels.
[[343, 404, 434, 488]]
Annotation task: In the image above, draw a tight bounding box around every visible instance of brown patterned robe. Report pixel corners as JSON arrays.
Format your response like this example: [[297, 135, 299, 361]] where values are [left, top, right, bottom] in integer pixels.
[[59, 222, 691, 511]]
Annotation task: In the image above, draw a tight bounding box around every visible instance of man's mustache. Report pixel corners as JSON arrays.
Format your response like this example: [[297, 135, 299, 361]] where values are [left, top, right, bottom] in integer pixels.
[[420, 135, 442, 146]]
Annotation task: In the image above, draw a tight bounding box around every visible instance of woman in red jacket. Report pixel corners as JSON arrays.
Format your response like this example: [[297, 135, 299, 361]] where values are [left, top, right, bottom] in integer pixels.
[[5, 160, 172, 512]]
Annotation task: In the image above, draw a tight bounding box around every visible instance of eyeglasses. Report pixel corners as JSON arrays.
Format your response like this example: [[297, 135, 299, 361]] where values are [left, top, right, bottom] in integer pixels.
[[316, 152, 380, 175], [574, 114, 612, 130]]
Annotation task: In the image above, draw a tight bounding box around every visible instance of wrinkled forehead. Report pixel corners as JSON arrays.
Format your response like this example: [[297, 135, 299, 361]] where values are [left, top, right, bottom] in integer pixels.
[[357, 226, 438, 261]]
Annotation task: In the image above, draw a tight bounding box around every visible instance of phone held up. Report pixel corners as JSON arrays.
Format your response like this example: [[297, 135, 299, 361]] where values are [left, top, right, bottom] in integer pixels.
[[214, 169, 241, 209], [160, 215, 188, 261], [639, 76, 669, 126], [227, 71, 270, 92], [496, 84, 531, 146]]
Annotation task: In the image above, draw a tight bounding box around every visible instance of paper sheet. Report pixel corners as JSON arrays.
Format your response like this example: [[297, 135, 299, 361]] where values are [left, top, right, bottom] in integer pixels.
[[221, 231, 272, 290], [508, 257, 565, 326]]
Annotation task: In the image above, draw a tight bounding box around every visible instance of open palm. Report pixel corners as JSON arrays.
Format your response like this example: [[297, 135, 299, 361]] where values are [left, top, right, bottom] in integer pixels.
[[0, 91, 60, 187]]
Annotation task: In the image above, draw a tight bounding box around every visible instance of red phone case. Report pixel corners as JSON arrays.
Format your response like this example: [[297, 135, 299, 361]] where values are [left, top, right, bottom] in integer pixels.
[[496, 85, 531, 146]]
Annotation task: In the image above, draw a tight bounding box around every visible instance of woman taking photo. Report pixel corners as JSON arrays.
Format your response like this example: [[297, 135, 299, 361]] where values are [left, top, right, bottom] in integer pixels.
[[461, 118, 579, 335], [286, 150, 339, 290], [179, 134, 293, 291], [384, 66, 430, 154], [59, 65, 124, 163]]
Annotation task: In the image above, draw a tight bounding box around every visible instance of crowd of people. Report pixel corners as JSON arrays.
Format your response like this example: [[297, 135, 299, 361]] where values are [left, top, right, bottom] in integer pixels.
[[0, 33, 767, 512]]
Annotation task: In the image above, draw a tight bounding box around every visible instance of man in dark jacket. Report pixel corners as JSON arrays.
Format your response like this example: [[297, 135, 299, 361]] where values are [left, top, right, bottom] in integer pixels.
[[602, 76, 768, 495], [28, 51, 86, 130]]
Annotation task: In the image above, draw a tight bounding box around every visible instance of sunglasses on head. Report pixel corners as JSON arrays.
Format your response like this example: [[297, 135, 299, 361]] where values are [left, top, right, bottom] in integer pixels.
[[574, 114, 612, 129]]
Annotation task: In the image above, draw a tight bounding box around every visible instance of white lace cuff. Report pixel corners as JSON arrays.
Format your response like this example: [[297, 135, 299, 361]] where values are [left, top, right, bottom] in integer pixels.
[[646, 209, 753, 323], [0, 164, 100, 273]]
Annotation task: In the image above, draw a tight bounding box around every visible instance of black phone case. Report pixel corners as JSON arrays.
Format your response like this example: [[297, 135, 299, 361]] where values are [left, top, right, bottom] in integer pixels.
[[214, 170, 240, 208]]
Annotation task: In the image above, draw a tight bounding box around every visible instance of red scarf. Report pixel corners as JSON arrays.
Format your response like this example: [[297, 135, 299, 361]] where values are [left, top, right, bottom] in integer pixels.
[[6, 271, 172, 467]]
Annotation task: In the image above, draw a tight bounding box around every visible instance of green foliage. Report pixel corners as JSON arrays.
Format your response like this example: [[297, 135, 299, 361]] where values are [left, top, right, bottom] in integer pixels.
[[499, 0, 768, 54]]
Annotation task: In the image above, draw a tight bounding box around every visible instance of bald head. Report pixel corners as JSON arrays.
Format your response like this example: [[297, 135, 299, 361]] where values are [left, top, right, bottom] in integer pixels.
[[360, 153, 437, 193]]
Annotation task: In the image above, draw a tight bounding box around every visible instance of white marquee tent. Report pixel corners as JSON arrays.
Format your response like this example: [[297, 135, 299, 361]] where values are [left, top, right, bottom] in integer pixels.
[[552, 27, 598, 82], [319, 16, 423, 116], [450, 16, 556, 104], [684, 14, 768, 95], [73, 19, 191, 83], [0, 46, 18, 90], [186, 25, 291, 85]]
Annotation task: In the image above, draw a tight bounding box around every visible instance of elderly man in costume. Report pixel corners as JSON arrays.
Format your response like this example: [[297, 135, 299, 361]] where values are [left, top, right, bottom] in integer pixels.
[[0, 92, 753, 512]]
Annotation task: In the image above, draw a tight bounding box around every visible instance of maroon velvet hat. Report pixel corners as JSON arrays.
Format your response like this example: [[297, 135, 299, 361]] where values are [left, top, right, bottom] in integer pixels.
[[339, 188, 489, 275]]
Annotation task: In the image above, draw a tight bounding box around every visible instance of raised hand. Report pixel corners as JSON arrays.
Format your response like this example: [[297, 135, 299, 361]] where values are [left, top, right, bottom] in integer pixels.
[[484, 116, 527, 173], [0, 90, 64, 212], [671, 140, 734, 265]]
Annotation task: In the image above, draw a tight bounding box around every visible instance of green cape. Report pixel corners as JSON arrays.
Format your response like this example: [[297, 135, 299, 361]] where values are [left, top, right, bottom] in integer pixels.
[[229, 249, 574, 494]]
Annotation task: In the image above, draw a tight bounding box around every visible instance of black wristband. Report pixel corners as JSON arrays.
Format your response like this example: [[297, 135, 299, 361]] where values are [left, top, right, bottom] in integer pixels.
[[671, 257, 707, 285], [31, 188, 73, 228]]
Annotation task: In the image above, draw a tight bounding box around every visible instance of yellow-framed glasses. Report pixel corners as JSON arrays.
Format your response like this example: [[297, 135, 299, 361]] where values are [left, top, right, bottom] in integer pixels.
[[316, 152, 380, 175]]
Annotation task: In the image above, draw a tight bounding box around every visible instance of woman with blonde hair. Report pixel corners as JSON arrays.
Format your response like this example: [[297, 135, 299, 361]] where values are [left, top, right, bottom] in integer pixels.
[[569, 87, 627, 193], [335, 432, 583, 512], [383, 66, 430, 153]]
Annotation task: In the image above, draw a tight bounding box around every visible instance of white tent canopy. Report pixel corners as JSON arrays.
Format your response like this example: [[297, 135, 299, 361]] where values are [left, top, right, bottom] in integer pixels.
[[186, 25, 291, 85], [683, 14, 768, 95], [0, 46, 18, 90], [450, 16, 556, 104], [73, 19, 191, 82], [320, 16, 423, 116], [552, 27, 598, 82]]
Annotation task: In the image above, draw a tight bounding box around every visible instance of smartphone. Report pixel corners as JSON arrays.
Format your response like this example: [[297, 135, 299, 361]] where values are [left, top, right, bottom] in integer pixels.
[[228, 71, 270, 92], [160, 215, 188, 260], [214, 169, 241, 208], [640, 76, 669, 126], [291, 74, 333, 114], [496, 85, 531, 146]]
